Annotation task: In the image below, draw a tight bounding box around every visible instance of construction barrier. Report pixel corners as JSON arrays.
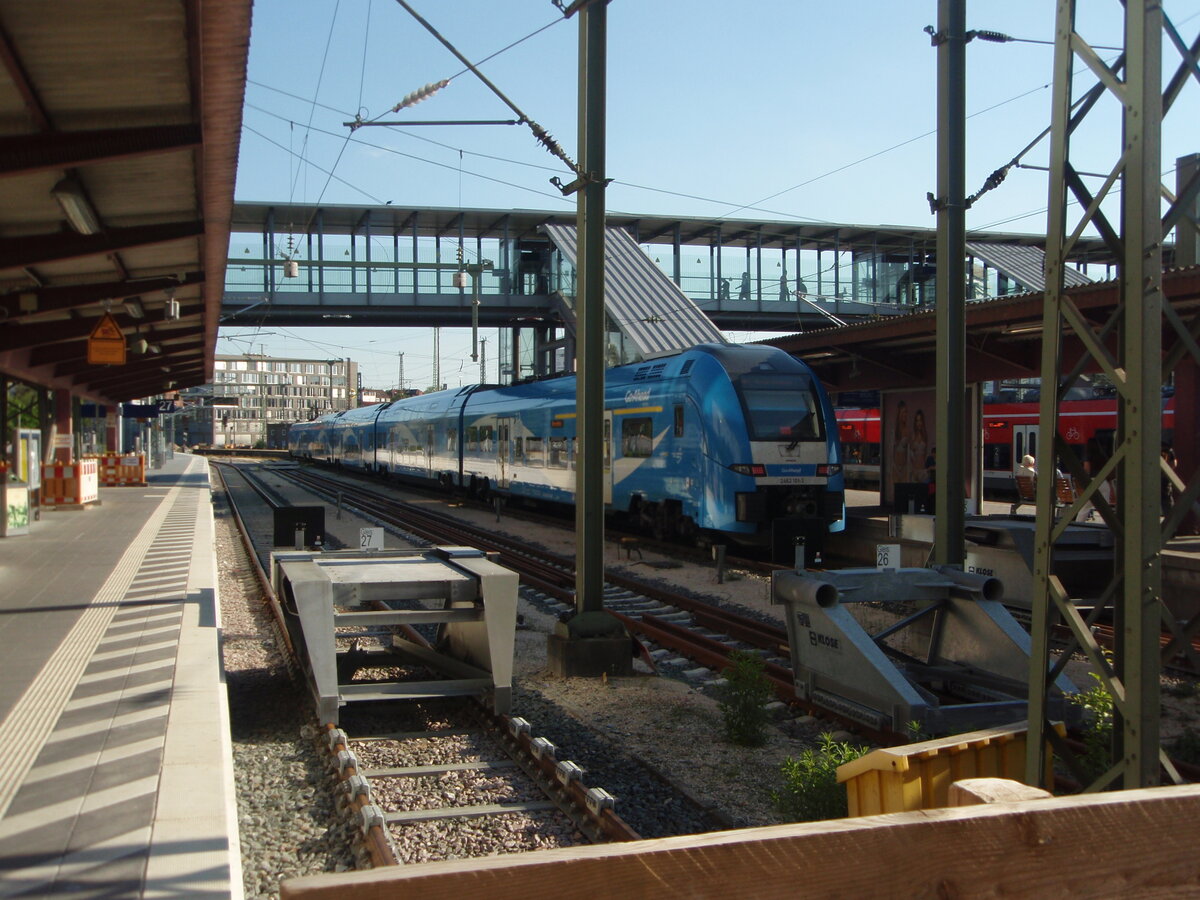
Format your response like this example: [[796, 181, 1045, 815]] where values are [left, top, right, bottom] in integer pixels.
[[836, 721, 1064, 816], [89, 453, 147, 486], [41, 459, 99, 508]]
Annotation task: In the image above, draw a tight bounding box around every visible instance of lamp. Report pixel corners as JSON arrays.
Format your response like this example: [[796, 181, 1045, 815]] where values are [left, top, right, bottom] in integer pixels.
[[124, 297, 145, 319], [51, 177, 101, 235], [1002, 322, 1042, 336]]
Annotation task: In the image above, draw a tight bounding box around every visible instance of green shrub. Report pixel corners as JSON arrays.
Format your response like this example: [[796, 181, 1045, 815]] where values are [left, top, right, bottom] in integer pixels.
[[1069, 670, 1114, 784], [717, 650, 773, 746], [774, 733, 869, 821]]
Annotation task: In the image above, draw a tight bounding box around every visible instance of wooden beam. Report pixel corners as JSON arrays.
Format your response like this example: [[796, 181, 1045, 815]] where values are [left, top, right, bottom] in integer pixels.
[[0, 124, 202, 177], [0, 220, 204, 270], [280, 784, 1200, 900], [0, 271, 204, 320]]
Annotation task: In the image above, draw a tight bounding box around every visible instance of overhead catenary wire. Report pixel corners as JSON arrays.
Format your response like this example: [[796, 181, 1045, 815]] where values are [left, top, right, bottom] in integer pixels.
[[393, 0, 579, 180]]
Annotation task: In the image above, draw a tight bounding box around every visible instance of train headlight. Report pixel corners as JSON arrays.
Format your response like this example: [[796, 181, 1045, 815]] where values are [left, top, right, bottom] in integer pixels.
[[730, 464, 767, 476]]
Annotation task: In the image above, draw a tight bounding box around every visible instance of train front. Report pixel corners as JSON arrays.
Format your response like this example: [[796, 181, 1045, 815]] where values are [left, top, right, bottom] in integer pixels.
[[699, 344, 845, 563]]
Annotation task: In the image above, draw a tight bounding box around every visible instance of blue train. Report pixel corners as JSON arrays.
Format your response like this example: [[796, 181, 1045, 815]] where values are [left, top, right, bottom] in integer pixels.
[[288, 343, 845, 558]]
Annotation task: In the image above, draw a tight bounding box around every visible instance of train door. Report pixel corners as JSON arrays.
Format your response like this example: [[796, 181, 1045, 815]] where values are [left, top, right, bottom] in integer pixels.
[[1012, 425, 1038, 473], [497, 417, 514, 488], [604, 412, 613, 504], [425, 424, 435, 477]]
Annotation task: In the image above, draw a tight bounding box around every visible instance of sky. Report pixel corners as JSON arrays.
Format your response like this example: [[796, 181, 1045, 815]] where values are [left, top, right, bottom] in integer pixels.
[[227, 0, 1200, 391]]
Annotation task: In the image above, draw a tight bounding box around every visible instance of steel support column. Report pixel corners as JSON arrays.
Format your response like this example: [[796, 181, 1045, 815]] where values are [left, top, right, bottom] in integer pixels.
[[933, 0, 966, 567], [574, 0, 607, 619], [1027, 0, 1188, 791]]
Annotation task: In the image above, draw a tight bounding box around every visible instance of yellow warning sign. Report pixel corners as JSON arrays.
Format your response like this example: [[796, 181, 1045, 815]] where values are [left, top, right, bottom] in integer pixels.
[[88, 313, 126, 365]]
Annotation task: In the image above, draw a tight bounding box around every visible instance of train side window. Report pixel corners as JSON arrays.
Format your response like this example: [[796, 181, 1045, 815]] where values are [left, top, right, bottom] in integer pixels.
[[549, 436, 568, 468], [513, 436, 523, 462], [622, 417, 653, 457], [992, 445, 1011, 472], [674, 405, 684, 438], [466, 426, 478, 451], [526, 436, 545, 466], [570, 436, 577, 470]]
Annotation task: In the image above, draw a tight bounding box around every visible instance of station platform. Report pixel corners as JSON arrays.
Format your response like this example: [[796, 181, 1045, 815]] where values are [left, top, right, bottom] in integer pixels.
[[0, 453, 240, 898]]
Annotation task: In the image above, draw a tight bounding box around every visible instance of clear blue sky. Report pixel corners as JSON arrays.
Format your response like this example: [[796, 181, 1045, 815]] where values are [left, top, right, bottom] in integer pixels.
[[227, 0, 1200, 391]]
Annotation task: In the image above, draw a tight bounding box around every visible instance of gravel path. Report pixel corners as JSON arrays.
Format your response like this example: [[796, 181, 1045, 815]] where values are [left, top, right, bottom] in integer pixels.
[[214, 486, 363, 897]]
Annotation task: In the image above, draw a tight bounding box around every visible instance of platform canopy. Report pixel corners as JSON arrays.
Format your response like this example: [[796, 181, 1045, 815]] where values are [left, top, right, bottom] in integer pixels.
[[0, 0, 250, 404]]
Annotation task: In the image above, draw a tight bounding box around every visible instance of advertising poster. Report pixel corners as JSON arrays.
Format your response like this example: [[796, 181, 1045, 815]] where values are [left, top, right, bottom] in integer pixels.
[[883, 389, 936, 511]]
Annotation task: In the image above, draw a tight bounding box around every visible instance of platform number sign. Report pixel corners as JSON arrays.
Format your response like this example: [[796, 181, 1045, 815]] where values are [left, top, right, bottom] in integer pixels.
[[876, 543, 900, 571], [359, 527, 384, 551]]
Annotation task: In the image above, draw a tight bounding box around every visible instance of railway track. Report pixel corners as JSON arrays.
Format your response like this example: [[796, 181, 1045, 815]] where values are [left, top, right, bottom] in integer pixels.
[[268, 463, 892, 742], [221, 459, 1200, 795], [212, 462, 683, 874]]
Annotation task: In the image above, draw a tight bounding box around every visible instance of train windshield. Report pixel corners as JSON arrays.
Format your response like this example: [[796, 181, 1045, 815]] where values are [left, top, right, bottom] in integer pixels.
[[737, 373, 824, 441]]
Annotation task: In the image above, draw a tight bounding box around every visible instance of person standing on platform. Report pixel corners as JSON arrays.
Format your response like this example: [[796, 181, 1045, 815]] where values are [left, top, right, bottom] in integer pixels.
[[892, 400, 911, 486], [1162, 443, 1179, 516]]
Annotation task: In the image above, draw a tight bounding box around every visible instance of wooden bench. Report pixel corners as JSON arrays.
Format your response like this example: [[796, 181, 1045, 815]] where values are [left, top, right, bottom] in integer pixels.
[[1010, 474, 1077, 516]]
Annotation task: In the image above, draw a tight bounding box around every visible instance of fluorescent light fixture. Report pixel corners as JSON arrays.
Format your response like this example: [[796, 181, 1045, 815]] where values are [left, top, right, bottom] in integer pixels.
[[51, 177, 101, 235], [124, 297, 145, 319], [1002, 322, 1043, 336]]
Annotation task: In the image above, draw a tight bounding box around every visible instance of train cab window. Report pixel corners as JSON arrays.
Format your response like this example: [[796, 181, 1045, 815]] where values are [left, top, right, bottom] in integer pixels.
[[674, 405, 684, 438], [526, 436, 545, 466], [549, 436, 568, 468], [739, 374, 823, 442], [622, 417, 653, 458]]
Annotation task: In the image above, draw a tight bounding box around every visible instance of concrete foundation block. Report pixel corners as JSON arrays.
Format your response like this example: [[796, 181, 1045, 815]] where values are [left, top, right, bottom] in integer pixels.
[[546, 634, 634, 678]]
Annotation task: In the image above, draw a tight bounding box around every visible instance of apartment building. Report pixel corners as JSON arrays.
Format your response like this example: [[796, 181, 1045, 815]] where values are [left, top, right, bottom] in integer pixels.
[[179, 354, 357, 448]]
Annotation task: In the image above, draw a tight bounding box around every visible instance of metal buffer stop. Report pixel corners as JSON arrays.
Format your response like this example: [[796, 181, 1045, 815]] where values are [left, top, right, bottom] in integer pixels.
[[772, 565, 1078, 734], [271, 546, 518, 723]]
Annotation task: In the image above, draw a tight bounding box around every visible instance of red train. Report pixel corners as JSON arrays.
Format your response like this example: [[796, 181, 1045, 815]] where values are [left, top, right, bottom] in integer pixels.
[[836, 394, 1174, 493]]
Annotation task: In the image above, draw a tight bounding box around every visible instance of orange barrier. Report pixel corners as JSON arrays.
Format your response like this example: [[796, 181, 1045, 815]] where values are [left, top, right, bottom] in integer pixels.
[[41, 459, 99, 508], [90, 453, 147, 486]]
